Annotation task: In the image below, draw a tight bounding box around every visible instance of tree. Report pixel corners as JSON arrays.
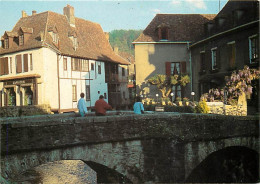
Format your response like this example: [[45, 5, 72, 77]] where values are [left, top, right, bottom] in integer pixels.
[[147, 74, 190, 98], [201, 66, 260, 104]]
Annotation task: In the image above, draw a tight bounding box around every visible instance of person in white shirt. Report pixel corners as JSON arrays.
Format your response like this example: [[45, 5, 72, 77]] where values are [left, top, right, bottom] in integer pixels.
[[77, 93, 88, 117], [133, 96, 144, 114]]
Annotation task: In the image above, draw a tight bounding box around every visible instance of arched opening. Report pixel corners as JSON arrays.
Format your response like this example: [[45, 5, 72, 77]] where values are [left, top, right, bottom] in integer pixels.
[[24, 86, 33, 105], [85, 161, 133, 183], [10, 160, 97, 183], [186, 146, 259, 183], [7, 87, 16, 106]]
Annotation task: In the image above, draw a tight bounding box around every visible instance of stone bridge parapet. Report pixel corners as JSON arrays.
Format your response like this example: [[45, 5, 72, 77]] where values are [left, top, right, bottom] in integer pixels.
[[1, 112, 259, 183]]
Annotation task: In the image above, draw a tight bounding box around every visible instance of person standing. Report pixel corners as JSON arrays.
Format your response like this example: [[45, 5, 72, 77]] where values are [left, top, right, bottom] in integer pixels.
[[95, 95, 112, 116], [77, 93, 88, 117], [133, 96, 144, 114]]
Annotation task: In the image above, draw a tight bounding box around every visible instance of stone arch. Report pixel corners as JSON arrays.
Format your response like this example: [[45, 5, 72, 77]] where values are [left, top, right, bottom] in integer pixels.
[[184, 136, 259, 179], [2, 141, 143, 183], [185, 146, 259, 183]]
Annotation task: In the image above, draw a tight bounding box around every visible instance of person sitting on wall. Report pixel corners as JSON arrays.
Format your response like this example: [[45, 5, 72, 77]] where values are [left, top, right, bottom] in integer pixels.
[[77, 93, 88, 117], [95, 95, 112, 116], [133, 96, 144, 114]]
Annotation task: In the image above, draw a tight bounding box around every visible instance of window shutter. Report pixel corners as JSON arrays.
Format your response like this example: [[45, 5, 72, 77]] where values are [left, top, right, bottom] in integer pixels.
[[24, 54, 28, 72], [165, 62, 171, 76], [180, 62, 186, 74], [16, 55, 22, 73], [158, 28, 162, 40], [0, 58, 4, 75], [4, 57, 8, 75]]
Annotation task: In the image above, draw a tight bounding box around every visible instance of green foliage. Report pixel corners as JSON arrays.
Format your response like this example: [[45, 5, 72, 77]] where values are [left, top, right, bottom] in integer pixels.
[[147, 74, 190, 98], [109, 29, 143, 55], [195, 100, 209, 113], [180, 75, 191, 86]]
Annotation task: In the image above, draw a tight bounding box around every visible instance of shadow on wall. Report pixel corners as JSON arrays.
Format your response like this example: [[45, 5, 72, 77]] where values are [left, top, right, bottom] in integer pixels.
[[185, 146, 259, 183], [85, 161, 132, 183]]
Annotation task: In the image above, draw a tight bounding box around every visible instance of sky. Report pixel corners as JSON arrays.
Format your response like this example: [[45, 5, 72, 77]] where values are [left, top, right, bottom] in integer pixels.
[[0, 0, 228, 37]]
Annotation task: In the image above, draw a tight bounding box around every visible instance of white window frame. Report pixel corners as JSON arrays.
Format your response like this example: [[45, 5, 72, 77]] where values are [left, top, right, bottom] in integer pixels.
[[211, 47, 217, 70], [249, 34, 258, 64]]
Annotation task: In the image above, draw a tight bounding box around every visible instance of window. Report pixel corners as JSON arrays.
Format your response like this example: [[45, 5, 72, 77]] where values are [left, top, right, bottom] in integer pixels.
[[16, 55, 22, 73], [200, 51, 206, 73], [98, 64, 101, 74], [4, 38, 8, 49], [73, 37, 77, 50], [85, 85, 90, 101], [19, 34, 24, 46], [171, 62, 181, 75], [104, 93, 107, 99], [23, 54, 28, 72], [71, 58, 80, 71], [81, 59, 89, 72], [159, 27, 169, 40], [72, 85, 77, 102], [0, 57, 9, 75], [249, 35, 259, 64], [161, 27, 168, 40], [122, 68, 125, 76], [227, 41, 236, 69], [211, 48, 217, 70], [53, 33, 58, 44], [30, 54, 33, 71], [91, 63, 94, 70], [63, 57, 67, 71]]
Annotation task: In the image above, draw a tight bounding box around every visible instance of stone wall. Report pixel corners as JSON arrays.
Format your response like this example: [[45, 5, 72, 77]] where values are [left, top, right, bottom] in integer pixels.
[[0, 104, 51, 117], [1, 113, 258, 183], [206, 93, 247, 116], [206, 102, 247, 116]]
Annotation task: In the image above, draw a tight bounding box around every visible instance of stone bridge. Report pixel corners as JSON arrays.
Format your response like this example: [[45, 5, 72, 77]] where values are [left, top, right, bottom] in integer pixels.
[[1, 112, 259, 183]]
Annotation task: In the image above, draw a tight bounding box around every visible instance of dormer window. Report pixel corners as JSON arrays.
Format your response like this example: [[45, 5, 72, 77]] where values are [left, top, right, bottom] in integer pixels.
[[68, 29, 78, 50], [73, 37, 77, 50], [48, 25, 59, 44], [53, 32, 58, 44], [161, 27, 168, 40], [158, 23, 170, 41], [19, 34, 24, 46], [4, 38, 8, 49]]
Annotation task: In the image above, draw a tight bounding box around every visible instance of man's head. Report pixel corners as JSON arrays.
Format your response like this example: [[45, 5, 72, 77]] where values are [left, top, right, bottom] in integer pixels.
[[99, 95, 104, 99], [80, 93, 85, 98]]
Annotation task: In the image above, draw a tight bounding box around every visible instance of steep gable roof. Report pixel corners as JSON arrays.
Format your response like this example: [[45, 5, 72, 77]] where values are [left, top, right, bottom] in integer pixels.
[[0, 10, 128, 65], [133, 14, 216, 43]]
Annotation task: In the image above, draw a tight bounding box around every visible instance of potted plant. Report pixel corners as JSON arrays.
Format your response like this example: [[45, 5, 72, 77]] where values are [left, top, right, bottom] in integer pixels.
[[175, 97, 182, 106], [183, 97, 189, 106]]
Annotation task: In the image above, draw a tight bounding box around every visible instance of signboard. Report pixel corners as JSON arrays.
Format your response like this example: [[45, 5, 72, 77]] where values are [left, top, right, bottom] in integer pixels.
[[155, 106, 164, 112]]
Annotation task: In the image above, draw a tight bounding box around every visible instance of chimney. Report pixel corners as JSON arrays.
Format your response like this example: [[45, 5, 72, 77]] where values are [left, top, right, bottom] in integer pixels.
[[32, 10, 37, 16], [22, 10, 27, 18], [63, 5, 75, 27], [114, 46, 119, 55]]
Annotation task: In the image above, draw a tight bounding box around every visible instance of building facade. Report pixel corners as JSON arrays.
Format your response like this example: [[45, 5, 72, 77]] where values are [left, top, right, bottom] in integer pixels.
[[133, 14, 215, 101], [190, 0, 259, 100], [0, 5, 129, 112]]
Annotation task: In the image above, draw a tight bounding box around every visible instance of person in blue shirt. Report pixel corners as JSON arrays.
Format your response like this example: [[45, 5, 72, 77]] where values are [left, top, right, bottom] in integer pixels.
[[77, 93, 88, 117], [133, 96, 144, 114]]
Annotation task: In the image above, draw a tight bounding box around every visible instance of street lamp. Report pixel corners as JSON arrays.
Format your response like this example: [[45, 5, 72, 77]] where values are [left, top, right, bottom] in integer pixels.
[[191, 92, 195, 102], [170, 92, 174, 104], [156, 94, 159, 104]]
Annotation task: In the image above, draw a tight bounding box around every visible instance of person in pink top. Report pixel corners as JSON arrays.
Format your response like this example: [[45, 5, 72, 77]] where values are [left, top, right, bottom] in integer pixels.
[[94, 95, 112, 116]]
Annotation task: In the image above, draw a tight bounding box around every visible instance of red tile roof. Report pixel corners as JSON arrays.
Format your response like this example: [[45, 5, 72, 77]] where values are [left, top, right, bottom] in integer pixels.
[[133, 14, 216, 43], [0, 11, 128, 65]]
